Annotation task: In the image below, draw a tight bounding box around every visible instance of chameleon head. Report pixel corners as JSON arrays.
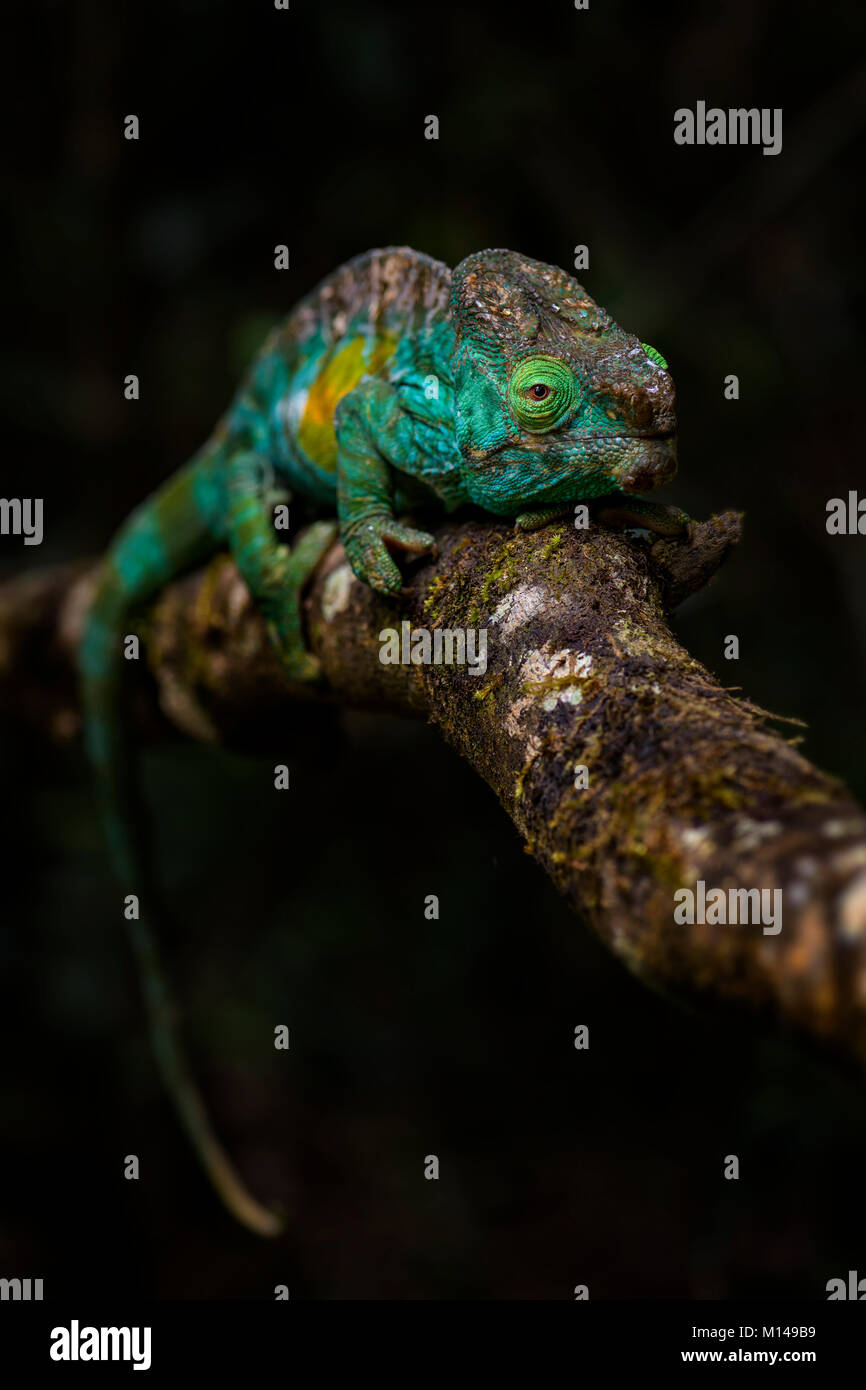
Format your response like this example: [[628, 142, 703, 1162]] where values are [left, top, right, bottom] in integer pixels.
[[450, 250, 677, 514]]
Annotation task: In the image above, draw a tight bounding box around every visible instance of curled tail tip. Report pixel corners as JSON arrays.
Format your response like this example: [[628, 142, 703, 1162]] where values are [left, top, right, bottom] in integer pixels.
[[244, 1203, 285, 1240], [216, 1171, 286, 1239]]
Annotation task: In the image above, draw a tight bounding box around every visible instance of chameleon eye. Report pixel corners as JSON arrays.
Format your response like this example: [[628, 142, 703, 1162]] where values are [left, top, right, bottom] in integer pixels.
[[508, 356, 577, 432], [641, 342, 668, 370]]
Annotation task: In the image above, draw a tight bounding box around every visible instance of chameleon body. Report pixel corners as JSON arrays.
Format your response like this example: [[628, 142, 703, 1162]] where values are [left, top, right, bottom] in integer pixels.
[[79, 247, 685, 1234]]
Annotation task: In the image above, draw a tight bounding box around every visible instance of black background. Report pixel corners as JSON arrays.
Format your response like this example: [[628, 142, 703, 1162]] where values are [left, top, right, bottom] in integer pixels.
[[2, 0, 866, 1300]]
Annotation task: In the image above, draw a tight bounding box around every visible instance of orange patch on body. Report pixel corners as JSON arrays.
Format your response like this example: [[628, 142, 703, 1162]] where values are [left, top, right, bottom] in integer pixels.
[[298, 334, 398, 471]]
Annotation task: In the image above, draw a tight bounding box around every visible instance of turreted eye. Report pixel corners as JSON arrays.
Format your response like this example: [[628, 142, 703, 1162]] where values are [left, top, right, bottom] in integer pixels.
[[508, 356, 577, 432], [641, 342, 668, 370]]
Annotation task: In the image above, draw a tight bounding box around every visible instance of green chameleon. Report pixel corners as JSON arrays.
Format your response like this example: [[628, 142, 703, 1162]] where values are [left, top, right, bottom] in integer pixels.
[[79, 246, 687, 1235]]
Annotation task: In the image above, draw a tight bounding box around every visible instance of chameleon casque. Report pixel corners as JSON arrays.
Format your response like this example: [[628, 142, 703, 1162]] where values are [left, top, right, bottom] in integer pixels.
[[79, 247, 687, 1235]]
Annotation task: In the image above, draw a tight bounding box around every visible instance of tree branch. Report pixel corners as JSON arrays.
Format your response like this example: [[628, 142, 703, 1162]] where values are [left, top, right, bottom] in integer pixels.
[[3, 511, 866, 1072]]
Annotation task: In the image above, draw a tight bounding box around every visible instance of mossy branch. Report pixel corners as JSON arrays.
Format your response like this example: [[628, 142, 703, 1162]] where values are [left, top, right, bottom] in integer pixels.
[[3, 511, 866, 1072]]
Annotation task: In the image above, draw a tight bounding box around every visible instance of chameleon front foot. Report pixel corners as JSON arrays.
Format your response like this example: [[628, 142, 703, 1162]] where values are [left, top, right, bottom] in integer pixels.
[[593, 497, 691, 537], [342, 515, 437, 596], [514, 504, 574, 532]]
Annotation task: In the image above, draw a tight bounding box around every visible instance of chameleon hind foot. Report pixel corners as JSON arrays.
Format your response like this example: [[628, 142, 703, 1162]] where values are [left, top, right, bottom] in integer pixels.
[[265, 519, 338, 681]]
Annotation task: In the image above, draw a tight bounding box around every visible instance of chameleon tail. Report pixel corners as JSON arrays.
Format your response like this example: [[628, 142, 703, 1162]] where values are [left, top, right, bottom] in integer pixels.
[[79, 453, 284, 1238]]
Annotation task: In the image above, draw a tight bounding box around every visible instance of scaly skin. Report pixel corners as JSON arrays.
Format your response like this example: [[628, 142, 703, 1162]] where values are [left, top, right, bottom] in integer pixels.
[[79, 246, 688, 1234]]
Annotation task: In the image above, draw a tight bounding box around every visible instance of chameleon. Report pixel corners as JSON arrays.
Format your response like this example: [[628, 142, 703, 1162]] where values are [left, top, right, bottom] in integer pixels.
[[79, 246, 687, 1236]]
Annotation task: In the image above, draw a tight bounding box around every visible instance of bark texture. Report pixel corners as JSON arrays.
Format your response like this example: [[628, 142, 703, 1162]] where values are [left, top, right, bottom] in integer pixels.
[[3, 512, 866, 1072]]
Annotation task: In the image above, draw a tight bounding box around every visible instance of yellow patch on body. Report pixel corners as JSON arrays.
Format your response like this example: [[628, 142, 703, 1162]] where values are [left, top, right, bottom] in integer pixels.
[[298, 333, 398, 471]]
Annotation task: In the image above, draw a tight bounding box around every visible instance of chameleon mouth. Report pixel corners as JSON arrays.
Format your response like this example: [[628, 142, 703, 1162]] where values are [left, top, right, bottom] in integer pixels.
[[580, 430, 676, 442], [467, 428, 676, 462]]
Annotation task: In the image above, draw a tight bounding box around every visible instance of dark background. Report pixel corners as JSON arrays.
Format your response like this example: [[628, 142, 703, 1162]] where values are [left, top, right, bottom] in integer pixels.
[[2, 0, 866, 1299]]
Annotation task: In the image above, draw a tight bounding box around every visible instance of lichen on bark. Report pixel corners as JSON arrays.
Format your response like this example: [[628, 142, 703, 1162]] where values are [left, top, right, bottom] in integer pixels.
[[3, 508, 866, 1072]]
